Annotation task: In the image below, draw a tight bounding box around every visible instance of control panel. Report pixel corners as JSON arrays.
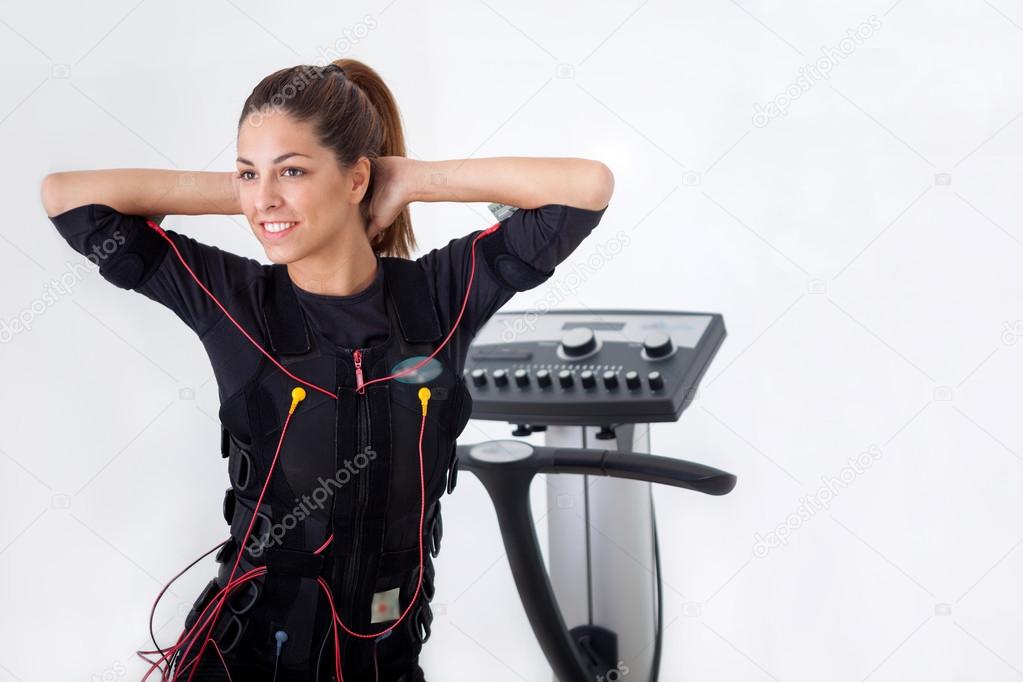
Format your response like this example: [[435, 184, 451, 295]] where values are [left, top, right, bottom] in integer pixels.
[[463, 309, 726, 425]]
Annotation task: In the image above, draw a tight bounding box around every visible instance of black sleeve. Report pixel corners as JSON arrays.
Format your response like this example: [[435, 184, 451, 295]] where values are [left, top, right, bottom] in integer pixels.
[[417, 202, 609, 370], [47, 203, 265, 337]]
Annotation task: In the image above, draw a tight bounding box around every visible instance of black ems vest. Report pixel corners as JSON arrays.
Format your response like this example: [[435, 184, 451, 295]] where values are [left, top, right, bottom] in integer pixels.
[[182, 257, 472, 679]]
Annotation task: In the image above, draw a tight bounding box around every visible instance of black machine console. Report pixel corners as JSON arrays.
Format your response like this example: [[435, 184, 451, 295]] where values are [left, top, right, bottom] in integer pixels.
[[463, 310, 726, 425]]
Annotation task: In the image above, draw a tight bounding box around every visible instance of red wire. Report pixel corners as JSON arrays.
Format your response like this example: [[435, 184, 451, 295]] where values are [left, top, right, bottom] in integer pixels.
[[138, 422, 287, 680], [361, 221, 500, 392], [311, 411, 426, 679], [313, 533, 334, 555], [142, 567, 266, 681], [317, 578, 345, 682], [168, 573, 261, 679], [181, 410, 296, 682], [139, 217, 501, 680], [331, 413, 428, 641], [145, 220, 335, 400], [211, 641, 233, 682], [139, 538, 229, 676], [144, 219, 499, 396]]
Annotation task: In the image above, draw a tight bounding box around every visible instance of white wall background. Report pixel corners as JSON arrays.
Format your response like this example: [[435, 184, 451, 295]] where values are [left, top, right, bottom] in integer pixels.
[[2, 0, 1022, 680]]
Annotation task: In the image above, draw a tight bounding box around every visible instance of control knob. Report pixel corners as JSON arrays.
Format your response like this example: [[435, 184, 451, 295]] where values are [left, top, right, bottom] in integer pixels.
[[625, 370, 641, 390], [648, 371, 664, 390], [643, 331, 674, 359], [560, 327, 597, 358]]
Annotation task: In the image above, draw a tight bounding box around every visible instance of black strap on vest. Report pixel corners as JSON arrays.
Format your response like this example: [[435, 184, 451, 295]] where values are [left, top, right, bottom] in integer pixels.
[[265, 546, 325, 579], [261, 259, 442, 354], [261, 264, 312, 355], [380, 257, 442, 346]]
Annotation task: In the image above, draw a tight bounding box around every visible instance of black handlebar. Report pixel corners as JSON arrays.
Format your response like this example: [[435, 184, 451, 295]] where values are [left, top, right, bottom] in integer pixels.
[[540, 447, 736, 495], [455, 441, 736, 681]]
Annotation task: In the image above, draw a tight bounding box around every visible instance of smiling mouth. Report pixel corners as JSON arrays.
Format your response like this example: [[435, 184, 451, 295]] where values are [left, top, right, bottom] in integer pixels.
[[261, 221, 300, 240]]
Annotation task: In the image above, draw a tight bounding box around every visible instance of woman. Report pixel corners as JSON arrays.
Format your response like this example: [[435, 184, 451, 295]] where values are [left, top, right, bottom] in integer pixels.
[[41, 59, 613, 681]]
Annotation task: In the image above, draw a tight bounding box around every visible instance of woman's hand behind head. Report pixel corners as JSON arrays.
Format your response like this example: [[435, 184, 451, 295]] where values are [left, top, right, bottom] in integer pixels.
[[366, 156, 415, 246]]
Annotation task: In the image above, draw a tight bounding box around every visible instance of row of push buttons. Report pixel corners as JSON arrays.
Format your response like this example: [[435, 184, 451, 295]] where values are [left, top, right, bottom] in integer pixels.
[[469, 367, 664, 391]]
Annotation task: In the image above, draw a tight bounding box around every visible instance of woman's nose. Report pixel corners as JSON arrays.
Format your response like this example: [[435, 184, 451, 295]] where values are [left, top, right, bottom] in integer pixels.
[[255, 177, 281, 212]]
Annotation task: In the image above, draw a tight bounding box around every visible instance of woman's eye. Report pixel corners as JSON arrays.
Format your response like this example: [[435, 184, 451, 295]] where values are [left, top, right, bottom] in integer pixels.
[[236, 168, 303, 180]]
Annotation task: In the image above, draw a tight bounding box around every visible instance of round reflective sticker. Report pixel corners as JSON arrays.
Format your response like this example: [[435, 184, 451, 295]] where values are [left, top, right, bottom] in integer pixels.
[[391, 355, 444, 384]]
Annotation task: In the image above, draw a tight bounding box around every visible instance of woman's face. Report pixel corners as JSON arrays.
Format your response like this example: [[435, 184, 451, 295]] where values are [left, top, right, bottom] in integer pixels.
[[235, 109, 369, 264]]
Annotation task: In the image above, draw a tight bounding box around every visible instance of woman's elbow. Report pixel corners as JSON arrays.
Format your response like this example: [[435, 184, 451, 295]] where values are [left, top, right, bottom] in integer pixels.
[[41, 172, 70, 217], [584, 161, 614, 211]]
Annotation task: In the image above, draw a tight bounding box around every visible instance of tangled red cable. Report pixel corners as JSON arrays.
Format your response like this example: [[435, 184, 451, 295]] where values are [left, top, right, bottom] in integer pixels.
[[137, 217, 501, 681]]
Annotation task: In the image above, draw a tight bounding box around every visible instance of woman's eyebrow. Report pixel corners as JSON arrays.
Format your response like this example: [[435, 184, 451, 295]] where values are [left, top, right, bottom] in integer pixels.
[[236, 152, 312, 165]]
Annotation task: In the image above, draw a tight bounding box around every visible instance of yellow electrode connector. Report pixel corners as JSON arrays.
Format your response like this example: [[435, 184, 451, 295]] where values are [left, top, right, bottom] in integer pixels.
[[418, 387, 431, 416], [289, 387, 307, 414]]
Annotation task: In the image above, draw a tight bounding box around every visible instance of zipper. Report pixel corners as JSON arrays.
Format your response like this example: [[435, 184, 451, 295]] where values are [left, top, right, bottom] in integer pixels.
[[343, 348, 371, 631], [353, 349, 365, 394]]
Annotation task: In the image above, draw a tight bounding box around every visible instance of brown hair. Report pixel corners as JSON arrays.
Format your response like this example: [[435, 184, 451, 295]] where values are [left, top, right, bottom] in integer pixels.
[[237, 59, 415, 259]]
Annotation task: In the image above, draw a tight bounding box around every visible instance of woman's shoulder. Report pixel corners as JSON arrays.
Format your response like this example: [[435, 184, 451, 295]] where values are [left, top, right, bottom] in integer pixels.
[[48, 202, 268, 335]]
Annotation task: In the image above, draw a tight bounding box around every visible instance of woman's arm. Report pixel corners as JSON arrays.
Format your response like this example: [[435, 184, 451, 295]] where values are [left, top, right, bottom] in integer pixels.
[[40, 168, 239, 219], [40, 169, 260, 337], [402, 157, 614, 211], [413, 157, 614, 362]]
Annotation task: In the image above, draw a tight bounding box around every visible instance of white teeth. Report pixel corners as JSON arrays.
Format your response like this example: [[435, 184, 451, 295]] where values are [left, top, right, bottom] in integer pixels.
[[264, 222, 296, 233]]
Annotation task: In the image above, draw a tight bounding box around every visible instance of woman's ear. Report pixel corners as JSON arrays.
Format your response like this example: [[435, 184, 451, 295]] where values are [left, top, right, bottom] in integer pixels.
[[351, 156, 373, 201]]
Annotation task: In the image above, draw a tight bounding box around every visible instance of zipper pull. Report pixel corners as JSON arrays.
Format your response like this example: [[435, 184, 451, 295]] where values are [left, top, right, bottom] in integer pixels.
[[353, 349, 365, 394]]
